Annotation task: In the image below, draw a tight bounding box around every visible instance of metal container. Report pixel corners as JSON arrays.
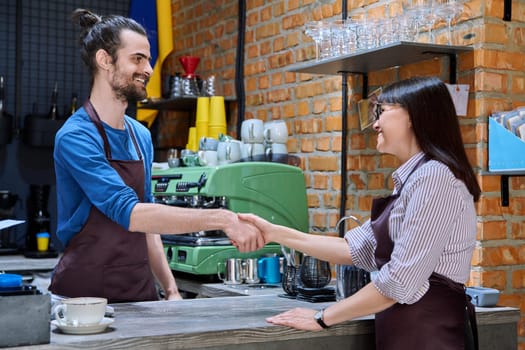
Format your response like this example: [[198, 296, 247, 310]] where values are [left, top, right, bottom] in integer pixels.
[[244, 258, 259, 284]]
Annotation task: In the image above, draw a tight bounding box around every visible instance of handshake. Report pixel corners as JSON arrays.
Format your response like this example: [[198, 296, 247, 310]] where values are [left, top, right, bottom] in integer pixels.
[[224, 213, 278, 253]]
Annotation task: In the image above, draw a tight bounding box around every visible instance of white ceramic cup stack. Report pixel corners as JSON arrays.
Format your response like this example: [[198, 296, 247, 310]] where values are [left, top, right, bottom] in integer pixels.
[[263, 120, 288, 163], [217, 139, 242, 165], [240, 119, 265, 161]]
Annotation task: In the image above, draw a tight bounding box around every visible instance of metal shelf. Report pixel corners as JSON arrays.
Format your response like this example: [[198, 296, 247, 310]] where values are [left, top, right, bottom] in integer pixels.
[[287, 41, 473, 77]]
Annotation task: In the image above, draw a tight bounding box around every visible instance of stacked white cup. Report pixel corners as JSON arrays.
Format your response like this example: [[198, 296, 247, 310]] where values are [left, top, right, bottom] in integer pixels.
[[263, 120, 288, 163], [240, 119, 265, 161]]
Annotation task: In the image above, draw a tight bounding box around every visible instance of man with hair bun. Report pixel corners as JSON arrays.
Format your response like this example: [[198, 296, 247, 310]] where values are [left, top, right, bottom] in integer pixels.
[[49, 9, 264, 303]]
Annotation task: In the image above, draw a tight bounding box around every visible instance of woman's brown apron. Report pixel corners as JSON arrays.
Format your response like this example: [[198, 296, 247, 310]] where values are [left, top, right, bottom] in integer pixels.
[[49, 101, 158, 303], [370, 160, 478, 350]]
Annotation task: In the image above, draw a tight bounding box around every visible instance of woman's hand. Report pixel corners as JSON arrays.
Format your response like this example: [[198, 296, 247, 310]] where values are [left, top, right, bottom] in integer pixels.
[[237, 213, 276, 243], [266, 308, 324, 331]]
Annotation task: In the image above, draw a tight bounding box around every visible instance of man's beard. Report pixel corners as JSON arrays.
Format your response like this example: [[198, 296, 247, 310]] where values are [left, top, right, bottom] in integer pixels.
[[111, 73, 148, 102]]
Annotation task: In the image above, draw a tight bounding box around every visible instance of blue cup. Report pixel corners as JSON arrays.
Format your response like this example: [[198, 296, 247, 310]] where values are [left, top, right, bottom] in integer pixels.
[[258, 256, 281, 284]]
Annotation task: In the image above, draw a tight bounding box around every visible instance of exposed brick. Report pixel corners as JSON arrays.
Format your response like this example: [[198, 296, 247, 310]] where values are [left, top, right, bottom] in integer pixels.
[[479, 246, 520, 266], [260, 40, 272, 56], [476, 196, 506, 216], [328, 174, 341, 192], [512, 269, 525, 289], [312, 211, 328, 229], [510, 220, 525, 239], [282, 13, 304, 30], [514, 26, 525, 47], [316, 136, 331, 152], [260, 4, 272, 22], [478, 174, 502, 193], [325, 115, 342, 131], [324, 192, 340, 209], [309, 156, 339, 171], [297, 101, 310, 116], [511, 75, 525, 94], [399, 58, 443, 80], [478, 270, 507, 290], [307, 193, 320, 208], [313, 174, 329, 190], [368, 172, 386, 190], [475, 49, 525, 71], [482, 22, 508, 45], [498, 294, 521, 309], [477, 220, 507, 240], [350, 133, 366, 150], [273, 36, 285, 53], [271, 72, 283, 87], [476, 71, 508, 93], [258, 75, 270, 89], [301, 138, 314, 153], [329, 96, 342, 112], [332, 135, 342, 152], [349, 173, 366, 190], [246, 77, 257, 92], [282, 103, 295, 118], [510, 197, 525, 216], [313, 98, 328, 115]]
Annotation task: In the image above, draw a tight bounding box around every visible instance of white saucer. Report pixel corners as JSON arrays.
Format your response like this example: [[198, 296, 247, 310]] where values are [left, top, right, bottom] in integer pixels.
[[52, 317, 114, 335]]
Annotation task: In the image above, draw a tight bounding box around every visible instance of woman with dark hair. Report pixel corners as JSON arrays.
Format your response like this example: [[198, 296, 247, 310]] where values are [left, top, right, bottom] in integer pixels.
[[49, 9, 264, 303], [240, 76, 480, 349]]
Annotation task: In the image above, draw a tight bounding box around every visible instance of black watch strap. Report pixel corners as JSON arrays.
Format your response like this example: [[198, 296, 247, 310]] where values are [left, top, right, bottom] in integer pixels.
[[314, 309, 329, 329]]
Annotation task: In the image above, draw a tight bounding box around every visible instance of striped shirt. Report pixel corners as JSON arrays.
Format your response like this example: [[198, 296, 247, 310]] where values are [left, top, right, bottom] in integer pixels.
[[345, 152, 477, 304]]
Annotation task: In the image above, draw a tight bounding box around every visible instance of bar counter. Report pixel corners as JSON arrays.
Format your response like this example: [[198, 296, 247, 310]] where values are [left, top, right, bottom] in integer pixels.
[[8, 293, 520, 350]]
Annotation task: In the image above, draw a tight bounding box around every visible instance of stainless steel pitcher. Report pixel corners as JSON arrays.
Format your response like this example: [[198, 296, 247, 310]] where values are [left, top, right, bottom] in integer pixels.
[[217, 258, 244, 285]]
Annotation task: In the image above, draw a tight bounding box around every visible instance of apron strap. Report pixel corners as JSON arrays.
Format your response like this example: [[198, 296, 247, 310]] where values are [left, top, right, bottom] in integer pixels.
[[83, 100, 143, 161], [84, 100, 112, 159], [465, 293, 479, 350]]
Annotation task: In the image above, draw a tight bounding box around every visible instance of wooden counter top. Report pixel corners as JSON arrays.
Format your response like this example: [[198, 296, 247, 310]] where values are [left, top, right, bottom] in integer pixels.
[[7, 294, 520, 350]]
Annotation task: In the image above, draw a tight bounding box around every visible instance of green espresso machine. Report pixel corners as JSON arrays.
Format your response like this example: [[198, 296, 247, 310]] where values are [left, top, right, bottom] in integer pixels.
[[152, 162, 308, 277]]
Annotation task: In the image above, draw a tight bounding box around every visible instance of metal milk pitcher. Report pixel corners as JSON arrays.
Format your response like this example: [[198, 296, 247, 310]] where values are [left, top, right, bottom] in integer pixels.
[[243, 258, 259, 284], [218, 258, 244, 285]]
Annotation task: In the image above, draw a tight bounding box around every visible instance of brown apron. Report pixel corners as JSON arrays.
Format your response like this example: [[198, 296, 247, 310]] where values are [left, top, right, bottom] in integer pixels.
[[49, 101, 158, 303], [370, 159, 478, 350]]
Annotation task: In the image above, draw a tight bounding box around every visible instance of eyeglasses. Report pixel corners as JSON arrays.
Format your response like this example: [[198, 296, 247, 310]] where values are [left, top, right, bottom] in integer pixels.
[[373, 102, 403, 121]]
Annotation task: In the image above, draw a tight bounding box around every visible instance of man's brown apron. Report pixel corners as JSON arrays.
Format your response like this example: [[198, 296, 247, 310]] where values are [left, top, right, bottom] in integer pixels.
[[49, 101, 158, 303], [370, 159, 478, 350]]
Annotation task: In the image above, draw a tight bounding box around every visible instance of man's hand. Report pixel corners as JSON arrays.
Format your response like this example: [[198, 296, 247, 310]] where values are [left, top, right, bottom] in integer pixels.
[[237, 213, 276, 243], [223, 212, 265, 252], [164, 289, 183, 301]]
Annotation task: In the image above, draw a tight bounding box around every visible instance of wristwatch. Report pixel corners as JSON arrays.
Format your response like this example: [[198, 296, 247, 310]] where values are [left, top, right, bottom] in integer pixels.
[[314, 309, 329, 329]]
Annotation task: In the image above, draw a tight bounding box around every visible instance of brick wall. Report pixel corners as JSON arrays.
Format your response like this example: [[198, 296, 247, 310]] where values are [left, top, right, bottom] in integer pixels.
[[166, 0, 525, 346]]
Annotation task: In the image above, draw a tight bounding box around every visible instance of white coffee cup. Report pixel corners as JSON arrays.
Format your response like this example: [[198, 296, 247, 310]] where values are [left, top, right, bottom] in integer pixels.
[[271, 142, 288, 154], [53, 297, 107, 326], [248, 143, 265, 160], [264, 120, 288, 144], [241, 119, 264, 143], [198, 150, 218, 166], [199, 137, 219, 151], [217, 140, 241, 164]]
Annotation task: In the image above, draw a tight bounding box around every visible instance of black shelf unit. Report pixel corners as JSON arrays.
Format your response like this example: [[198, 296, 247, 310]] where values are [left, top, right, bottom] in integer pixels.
[[287, 42, 474, 232]]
